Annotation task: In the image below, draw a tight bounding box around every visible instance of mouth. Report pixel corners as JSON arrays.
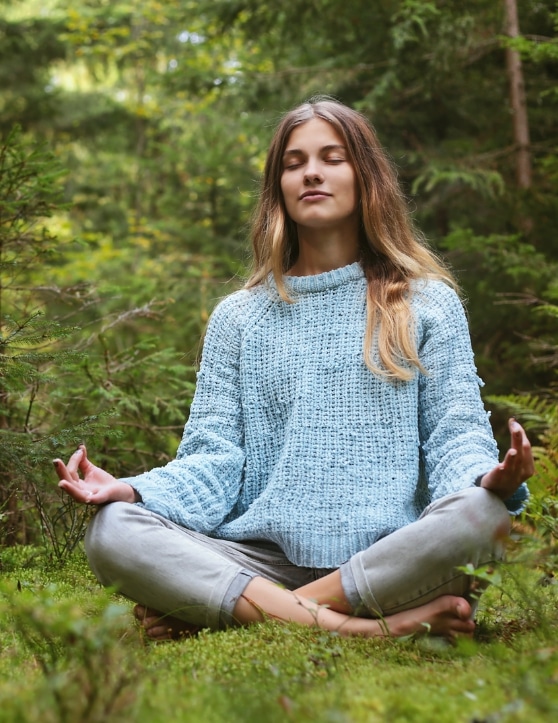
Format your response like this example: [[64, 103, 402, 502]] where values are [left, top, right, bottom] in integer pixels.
[[299, 190, 332, 200]]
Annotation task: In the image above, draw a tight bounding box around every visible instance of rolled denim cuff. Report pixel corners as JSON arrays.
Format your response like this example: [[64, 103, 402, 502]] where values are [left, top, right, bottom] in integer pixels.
[[339, 559, 378, 617], [219, 569, 259, 629]]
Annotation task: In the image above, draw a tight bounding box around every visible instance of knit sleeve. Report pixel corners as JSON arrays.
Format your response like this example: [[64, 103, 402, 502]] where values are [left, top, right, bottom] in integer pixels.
[[120, 294, 246, 533], [416, 282, 528, 514]]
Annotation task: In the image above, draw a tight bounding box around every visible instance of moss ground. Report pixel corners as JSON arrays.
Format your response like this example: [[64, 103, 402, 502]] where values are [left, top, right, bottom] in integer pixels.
[[0, 545, 556, 723]]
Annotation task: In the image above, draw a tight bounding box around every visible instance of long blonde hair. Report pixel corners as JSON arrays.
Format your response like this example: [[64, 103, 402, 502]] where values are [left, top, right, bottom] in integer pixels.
[[247, 97, 457, 381]]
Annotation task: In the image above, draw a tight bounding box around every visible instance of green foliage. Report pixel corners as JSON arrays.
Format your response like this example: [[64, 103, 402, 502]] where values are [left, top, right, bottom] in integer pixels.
[[487, 302, 558, 578], [391, 0, 441, 51], [439, 227, 557, 406], [501, 6, 558, 66], [0, 575, 139, 723], [0, 125, 95, 548], [0, 122, 208, 556], [0, 13, 556, 723], [441, 228, 549, 285], [411, 164, 505, 198], [0, 5, 67, 133]]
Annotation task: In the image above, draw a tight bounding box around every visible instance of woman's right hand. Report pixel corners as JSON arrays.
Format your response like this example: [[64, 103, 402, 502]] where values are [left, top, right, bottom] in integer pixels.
[[54, 445, 136, 505]]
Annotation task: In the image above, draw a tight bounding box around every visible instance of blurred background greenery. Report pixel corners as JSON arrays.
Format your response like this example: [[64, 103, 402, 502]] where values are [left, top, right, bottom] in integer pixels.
[[1, 0, 557, 555]]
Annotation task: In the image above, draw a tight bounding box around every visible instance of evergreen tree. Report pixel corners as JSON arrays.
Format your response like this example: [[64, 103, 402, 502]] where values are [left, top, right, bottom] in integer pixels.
[[0, 126, 90, 549]]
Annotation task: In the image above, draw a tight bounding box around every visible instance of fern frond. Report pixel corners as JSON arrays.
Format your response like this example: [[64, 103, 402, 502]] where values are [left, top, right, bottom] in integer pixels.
[[487, 393, 558, 434]]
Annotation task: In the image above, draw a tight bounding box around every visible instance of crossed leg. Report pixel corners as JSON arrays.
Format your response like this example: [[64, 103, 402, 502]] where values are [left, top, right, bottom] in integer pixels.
[[134, 487, 509, 641], [135, 572, 474, 641], [232, 573, 475, 638]]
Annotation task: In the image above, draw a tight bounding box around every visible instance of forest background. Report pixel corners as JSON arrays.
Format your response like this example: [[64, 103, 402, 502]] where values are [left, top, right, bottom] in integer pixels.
[[1, 2, 558, 721], [1, 0, 557, 554]]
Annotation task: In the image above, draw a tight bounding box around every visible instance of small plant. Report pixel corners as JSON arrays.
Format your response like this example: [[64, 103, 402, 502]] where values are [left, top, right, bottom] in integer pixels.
[[0, 580, 139, 723]]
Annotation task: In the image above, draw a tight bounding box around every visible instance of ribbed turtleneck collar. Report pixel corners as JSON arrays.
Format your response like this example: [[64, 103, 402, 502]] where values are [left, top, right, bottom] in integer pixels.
[[273, 262, 365, 295]]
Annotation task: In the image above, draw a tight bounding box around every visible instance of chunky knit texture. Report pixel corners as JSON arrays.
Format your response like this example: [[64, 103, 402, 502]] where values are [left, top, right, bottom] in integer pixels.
[[126, 262, 527, 568]]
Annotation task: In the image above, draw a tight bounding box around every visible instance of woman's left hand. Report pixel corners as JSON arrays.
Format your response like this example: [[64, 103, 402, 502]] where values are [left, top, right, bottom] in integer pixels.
[[480, 418, 535, 500]]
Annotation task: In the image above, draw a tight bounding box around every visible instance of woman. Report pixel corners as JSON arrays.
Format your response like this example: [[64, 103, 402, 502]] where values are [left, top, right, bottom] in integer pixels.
[[55, 98, 533, 641]]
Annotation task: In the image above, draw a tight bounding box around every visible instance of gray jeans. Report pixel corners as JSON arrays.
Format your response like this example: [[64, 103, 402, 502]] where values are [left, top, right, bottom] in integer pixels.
[[84, 487, 510, 630]]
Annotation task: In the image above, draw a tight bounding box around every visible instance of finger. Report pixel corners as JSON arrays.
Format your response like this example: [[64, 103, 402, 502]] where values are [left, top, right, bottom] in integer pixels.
[[503, 447, 533, 487], [508, 419, 534, 478], [84, 489, 110, 505], [509, 418, 530, 451], [53, 458, 77, 484], [66, 446, 85, 478], [57, 478, 91, 504], [517, 439, 535, 479], [501, 447, 519, 474], [59, 481, 107, 506], [77, 444, 93, 475]]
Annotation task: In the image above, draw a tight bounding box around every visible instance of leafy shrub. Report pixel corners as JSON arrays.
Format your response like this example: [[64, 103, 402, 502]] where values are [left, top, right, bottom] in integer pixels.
[[0, 580, 139, 723]]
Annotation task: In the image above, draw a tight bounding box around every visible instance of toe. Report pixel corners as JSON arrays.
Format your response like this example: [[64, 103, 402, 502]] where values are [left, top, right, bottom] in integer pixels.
[[146, 624, 174, 640], [134, 604, 165, 624], [133, 604, 146, 620], [454, 598, 473, 621]]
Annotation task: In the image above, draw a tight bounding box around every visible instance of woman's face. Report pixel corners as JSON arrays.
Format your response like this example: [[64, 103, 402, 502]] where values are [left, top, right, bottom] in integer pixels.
[[280, 118, 359, 237]]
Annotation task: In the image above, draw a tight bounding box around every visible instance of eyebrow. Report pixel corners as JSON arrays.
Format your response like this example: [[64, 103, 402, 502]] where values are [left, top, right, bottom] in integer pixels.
[[282, 143, 347, 157]]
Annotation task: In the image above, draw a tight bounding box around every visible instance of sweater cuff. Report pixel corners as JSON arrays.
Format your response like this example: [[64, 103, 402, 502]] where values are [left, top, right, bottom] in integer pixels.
[[130, 486, 143, 504]]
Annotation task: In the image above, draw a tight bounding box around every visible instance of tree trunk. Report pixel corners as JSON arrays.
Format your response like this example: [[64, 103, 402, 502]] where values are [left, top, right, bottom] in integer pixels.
[[504, 0, 532, 189]]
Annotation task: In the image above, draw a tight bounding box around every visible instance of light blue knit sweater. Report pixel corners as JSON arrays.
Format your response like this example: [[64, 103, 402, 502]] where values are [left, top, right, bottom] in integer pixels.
[[127, 262, 527, 568]]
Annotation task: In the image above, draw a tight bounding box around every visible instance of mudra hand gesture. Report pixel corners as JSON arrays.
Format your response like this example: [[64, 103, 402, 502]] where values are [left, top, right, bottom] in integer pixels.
[[54, 445, 135, 505], [480, 418, 534, 499]]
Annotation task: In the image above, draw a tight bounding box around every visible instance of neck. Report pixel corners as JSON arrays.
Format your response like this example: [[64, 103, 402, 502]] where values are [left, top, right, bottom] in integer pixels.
[[288, 227, 360, 276]]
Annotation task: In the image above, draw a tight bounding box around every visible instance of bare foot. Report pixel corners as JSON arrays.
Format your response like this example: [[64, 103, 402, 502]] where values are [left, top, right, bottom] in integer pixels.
[[382, 595, 474, 639], [134, 604, 201, 642]]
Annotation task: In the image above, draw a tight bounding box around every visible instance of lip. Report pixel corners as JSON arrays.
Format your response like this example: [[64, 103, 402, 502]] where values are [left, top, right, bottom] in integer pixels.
[[299, 190, 332, 200]]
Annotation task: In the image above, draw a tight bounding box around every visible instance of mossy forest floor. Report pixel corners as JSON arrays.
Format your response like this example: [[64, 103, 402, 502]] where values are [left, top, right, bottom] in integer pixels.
[[0, 541, 556, 723]]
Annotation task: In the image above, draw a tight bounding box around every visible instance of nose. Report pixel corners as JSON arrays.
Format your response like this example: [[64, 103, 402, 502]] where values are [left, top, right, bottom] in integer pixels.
[[303, 161, 324, 185]]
